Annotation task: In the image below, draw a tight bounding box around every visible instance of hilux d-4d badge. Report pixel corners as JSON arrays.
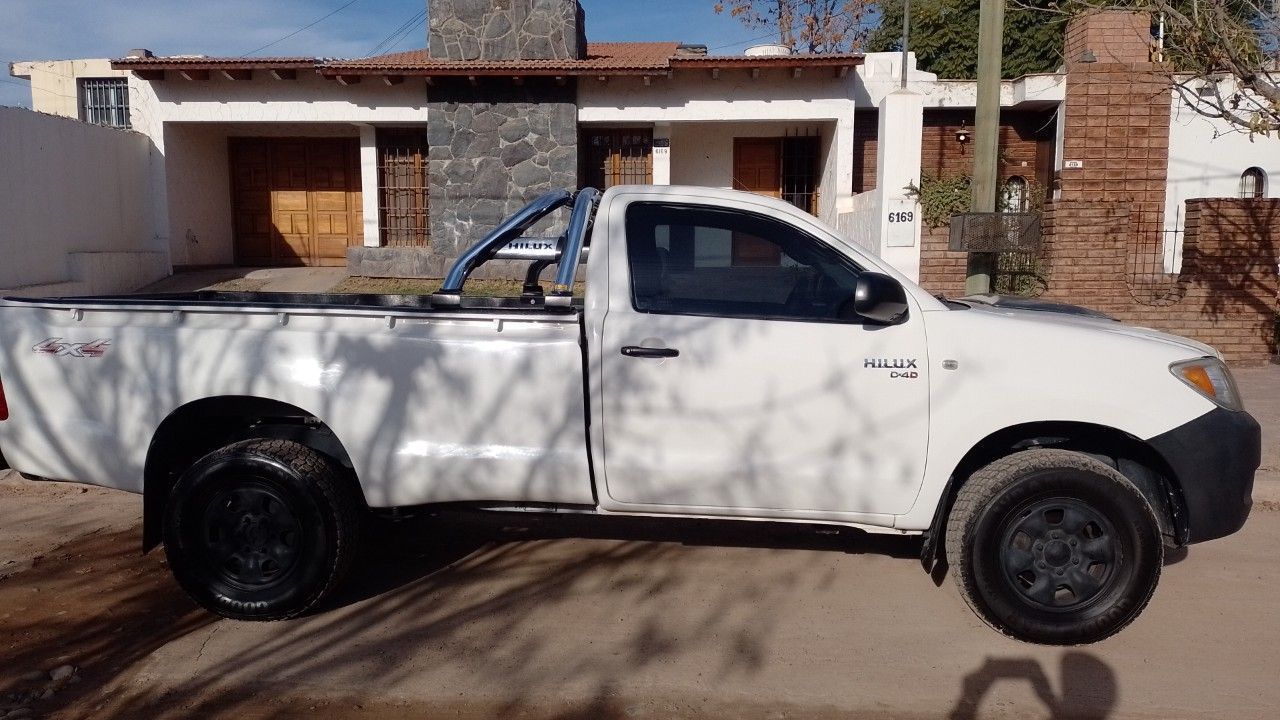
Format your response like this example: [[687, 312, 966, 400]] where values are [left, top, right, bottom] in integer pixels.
[[864, 357, 918, 378]]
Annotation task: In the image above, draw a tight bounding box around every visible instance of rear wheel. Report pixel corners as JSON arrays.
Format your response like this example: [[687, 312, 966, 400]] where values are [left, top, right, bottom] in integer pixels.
[[163, 439, 362, 620], [946, 449, 1163, 644]]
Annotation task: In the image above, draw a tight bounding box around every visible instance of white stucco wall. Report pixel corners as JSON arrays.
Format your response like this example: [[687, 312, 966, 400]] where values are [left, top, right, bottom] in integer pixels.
[[0, 107, 166, 293], [1164, 85, 1280, 270], [854, 52, 1064, 109], [665, 120, 839, 220], [127, 72, 427, 265], [582, 70, 855, 223], [8, 58, 127, 119]]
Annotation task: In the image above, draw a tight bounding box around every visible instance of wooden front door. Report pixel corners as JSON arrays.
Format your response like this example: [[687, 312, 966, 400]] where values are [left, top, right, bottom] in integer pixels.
[[731, 138, 783, 266], [230, 137, 362, 266], [733, 138, 782, 198]]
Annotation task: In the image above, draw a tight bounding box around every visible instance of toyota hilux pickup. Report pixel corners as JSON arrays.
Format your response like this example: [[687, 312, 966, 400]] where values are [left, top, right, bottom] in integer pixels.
[[0, 185, 1259, 644]]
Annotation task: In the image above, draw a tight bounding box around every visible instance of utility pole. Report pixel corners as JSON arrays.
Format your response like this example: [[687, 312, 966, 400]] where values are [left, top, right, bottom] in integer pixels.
[[901, 0, 911, 88], [967, 0, 1004, 295]]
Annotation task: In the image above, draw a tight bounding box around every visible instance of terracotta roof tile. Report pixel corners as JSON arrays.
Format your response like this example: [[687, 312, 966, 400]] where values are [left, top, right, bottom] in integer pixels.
[[319, 42, 681, 75], [670, 52, 862, 67], [111, 44, 861, 78], [112, 56, 317, 70]]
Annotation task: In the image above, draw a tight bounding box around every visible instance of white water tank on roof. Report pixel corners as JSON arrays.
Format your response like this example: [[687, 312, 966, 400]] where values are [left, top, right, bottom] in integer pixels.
[[745, 43, 791, 57]]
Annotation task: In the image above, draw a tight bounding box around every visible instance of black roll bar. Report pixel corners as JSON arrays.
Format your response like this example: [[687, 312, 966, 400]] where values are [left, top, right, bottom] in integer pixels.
[[432, 188, 599, 307]]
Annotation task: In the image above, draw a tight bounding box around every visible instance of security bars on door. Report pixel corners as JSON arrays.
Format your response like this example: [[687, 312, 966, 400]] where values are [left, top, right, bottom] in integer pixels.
[[377, 130, 429, 247]]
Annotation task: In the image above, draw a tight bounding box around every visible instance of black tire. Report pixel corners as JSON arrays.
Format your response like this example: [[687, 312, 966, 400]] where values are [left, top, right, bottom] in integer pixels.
[[945, 449, 1163, 645], [162, 439, 362, 620]]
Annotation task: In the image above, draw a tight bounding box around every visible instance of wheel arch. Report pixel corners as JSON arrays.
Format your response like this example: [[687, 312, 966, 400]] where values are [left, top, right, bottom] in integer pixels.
[[143, 395, 360, 552], [921, 420, 1187, 572]]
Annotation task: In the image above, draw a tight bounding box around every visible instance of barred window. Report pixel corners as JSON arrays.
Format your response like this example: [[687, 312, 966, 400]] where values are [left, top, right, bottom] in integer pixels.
[[1240, 167, 1267, 199], [79, 78, 130, 129]]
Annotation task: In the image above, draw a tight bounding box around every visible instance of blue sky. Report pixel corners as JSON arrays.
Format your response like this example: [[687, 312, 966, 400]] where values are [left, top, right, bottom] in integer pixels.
[[0, 0, 783, 108]]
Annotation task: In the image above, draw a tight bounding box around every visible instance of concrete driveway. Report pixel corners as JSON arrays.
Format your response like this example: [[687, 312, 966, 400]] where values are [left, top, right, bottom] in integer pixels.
[[2, 368, 1279, 719]]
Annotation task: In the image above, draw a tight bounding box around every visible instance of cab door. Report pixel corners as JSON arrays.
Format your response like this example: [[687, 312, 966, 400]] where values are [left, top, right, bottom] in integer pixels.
[[597, 198, 930, 519]]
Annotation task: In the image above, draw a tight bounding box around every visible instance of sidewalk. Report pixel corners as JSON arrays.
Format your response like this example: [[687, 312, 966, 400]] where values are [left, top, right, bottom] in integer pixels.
[[134, 267, 347, 294]]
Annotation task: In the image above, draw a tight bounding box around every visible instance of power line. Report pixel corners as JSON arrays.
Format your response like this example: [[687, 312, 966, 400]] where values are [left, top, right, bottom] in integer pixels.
[[240, 0, 363, 57], [367, 9, 427, 57], [0, 76, 77, 100]]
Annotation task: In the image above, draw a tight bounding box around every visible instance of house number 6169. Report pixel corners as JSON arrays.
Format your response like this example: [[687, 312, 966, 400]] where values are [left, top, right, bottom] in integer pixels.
[[888, 211, 914, 223]]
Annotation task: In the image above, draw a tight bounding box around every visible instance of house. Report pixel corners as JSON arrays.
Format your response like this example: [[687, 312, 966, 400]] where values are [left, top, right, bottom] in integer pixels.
[[7, 2, 1280, 291]]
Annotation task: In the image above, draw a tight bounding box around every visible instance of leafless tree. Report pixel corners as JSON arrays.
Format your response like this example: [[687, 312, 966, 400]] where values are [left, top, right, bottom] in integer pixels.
[[713, 0, 876, 52], [1051, 1, 1280, 136]]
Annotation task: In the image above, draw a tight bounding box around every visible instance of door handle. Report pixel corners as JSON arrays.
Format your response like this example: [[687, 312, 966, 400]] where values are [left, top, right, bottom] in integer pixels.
[[621, 345, 679, 359]]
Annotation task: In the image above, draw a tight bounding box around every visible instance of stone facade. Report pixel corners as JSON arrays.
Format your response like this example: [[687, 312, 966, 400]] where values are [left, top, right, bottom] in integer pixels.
[[426, 78, 578, 257], [363, 0, 587, 278], [428, 0, 587, 61]]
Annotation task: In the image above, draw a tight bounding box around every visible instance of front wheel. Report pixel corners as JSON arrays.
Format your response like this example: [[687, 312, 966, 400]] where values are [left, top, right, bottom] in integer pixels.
[[946, 449, 1163, 645], [163, 439, 362, 620]]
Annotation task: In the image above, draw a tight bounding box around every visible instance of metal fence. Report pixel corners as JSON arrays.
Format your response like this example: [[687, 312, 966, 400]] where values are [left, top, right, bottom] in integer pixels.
[[1127, 206, 1185, 306]]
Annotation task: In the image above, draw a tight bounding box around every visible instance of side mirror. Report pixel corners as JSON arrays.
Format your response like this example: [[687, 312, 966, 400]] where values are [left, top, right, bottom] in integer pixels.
[[853, 272, 909, 325]]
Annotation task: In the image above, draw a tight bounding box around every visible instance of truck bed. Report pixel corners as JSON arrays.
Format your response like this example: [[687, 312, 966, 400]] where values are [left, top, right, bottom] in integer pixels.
[[0, 291, 594, 508]]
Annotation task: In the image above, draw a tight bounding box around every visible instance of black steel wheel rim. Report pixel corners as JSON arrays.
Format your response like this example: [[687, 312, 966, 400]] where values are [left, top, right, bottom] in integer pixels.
[[997, 496, 1120, 612], [200, 479, 304, 589]]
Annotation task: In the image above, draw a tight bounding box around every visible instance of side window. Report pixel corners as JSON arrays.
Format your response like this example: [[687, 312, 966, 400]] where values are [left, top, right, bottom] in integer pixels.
[[625, 202, 863, 322]]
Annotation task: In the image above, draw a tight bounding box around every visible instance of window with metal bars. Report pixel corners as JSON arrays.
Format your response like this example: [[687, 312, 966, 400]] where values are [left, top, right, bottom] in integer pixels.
[[377, 129, 429, 247], [781, 136, 820, 215], [78, 78, 130, 129], [1240, 167, 1266, 199]]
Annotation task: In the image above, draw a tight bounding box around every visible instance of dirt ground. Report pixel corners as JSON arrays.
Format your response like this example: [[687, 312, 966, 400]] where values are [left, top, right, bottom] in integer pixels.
[[2, 369, 1279, 720]]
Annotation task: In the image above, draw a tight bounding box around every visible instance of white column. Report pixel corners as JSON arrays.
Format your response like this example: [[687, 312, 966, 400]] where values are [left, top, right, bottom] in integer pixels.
[[652, 122, 672, 185], [823, 114, 856, 223], [875, 89, 924, 282], [358, 124, 380, 247]]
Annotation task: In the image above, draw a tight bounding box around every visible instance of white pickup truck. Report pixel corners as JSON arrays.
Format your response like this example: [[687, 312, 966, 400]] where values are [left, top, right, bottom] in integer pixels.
[[0, 186, 1259, 645]]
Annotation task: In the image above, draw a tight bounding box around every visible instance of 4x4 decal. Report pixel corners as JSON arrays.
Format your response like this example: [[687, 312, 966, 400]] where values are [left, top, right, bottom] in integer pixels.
[[33, 338, 111, 358]]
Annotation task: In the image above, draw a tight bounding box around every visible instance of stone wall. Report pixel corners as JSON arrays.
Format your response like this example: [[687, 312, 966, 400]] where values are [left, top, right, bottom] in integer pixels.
[[425, 78, 578, 259], [353, 0, 589, 280], [429, 0, 587, 61]]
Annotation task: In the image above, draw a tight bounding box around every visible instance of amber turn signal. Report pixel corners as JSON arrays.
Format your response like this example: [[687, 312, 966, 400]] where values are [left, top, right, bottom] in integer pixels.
[[1178, 364, 1218, 399]]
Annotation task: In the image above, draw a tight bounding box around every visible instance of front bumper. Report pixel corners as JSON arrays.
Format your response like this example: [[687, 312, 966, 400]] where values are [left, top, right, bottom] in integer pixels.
[[1147, 407, 1260, 544]]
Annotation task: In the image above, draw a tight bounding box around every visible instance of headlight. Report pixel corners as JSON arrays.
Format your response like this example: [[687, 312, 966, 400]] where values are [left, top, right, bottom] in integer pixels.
[[1170, 357, 1244, 411]]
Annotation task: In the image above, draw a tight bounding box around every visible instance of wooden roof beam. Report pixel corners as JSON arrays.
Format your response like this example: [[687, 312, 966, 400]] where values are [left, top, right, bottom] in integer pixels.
[[270, 69, 298, 81], [335, 74, 361, 86], [220, 69, 252, 81], [382, 75, 405, 86], [178, 69, 208, 81]]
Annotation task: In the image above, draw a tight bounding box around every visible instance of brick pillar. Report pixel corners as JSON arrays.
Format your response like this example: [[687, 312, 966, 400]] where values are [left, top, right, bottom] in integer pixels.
[[1058, 11, 1169, 233]]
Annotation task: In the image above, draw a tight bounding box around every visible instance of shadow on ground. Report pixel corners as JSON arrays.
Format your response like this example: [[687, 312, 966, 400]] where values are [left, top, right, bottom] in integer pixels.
[[4, 513, 926, 719]]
